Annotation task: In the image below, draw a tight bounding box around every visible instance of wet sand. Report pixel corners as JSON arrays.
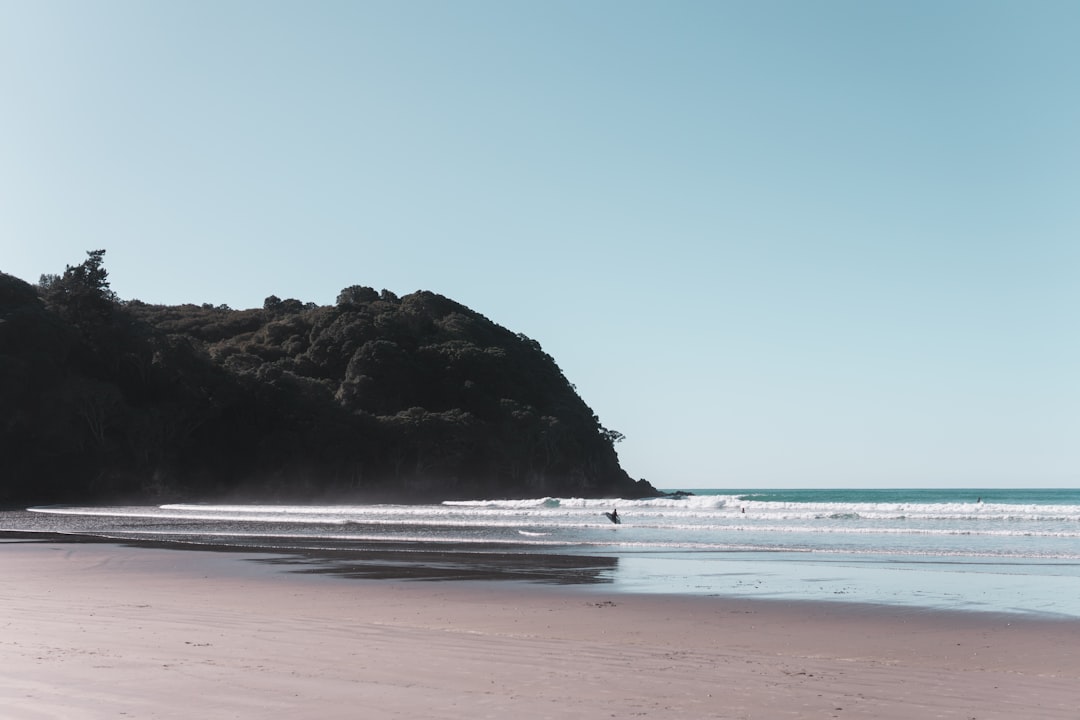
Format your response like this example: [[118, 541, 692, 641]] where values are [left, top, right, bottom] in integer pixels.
[[2, 539, 1079, 719]]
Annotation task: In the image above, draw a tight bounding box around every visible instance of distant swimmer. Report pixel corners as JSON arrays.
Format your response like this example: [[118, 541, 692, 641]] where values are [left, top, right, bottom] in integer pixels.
[[603, 508, 621, 524]]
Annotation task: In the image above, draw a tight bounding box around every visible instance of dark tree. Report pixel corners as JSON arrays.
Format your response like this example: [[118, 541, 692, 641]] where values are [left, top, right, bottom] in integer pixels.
[[40, 249, 116, 325], [1, 252, 660, 504]]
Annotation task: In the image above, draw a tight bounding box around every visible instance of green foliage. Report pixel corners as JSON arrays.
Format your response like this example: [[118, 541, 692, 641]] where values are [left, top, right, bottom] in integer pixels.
[[0, 253, 658, 504], [337, 285, 379, 307], [40, 249, 116, 325], [601, 427, 626, 445]]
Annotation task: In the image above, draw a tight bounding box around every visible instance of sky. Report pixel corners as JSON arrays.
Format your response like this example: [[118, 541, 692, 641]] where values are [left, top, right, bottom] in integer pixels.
[[2, 1, 1078, 489]]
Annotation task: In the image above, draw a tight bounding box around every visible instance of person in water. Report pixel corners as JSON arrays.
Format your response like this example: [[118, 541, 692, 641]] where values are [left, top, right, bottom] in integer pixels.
[[611, 508, 618, 522]]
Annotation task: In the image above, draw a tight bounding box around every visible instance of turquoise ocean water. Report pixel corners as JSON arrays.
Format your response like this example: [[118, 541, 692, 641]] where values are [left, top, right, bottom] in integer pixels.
[[3, 487, 1079, 617]]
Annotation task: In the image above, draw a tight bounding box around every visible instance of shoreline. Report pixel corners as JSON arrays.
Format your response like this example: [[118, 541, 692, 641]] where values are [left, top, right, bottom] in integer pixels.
[[3, 538, 1079, 718], [6, 529, 1080, 620]]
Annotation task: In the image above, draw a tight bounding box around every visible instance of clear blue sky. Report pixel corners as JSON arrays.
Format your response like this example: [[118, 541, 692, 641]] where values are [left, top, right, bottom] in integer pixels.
[[3, 1, 1077, 488]]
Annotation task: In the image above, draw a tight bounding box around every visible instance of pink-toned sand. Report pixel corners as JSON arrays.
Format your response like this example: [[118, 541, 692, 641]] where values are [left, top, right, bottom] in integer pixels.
[[2, 542, 1078, 719]]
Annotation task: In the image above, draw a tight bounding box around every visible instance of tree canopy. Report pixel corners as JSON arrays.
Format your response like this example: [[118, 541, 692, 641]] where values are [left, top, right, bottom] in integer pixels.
[[0, 252, 656, 504]]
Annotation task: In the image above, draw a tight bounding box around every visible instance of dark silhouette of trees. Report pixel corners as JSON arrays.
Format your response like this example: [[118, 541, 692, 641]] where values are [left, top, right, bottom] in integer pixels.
[[39, 249, 116, 328], [0, 252, 658, 504]]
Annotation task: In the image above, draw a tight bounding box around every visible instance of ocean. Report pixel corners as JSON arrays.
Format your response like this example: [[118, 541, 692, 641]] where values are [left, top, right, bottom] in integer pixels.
[[4, 487, 1079, 618]]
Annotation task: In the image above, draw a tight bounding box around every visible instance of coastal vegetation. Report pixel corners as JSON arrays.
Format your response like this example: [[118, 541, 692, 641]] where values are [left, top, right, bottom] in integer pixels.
[[0, 251, 656, 504]]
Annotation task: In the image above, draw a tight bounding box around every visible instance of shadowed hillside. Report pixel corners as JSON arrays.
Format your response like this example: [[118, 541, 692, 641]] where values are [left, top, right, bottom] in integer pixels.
[[1, 251, 657, 503]]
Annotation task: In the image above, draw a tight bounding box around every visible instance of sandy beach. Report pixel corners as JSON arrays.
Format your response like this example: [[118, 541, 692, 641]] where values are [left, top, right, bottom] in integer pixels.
[[2, 540, 1078, 719]]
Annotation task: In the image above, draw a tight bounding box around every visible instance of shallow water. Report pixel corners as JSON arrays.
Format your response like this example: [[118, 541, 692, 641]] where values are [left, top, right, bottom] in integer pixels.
[[4, 488, 1079, 617]]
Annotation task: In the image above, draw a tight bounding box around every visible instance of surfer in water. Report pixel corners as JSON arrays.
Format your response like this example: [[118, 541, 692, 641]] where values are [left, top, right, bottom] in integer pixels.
[[604, 508, 620, 524]]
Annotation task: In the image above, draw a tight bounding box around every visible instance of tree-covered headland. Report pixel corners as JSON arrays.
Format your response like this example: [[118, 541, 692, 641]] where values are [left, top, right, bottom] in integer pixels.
[[1, 251, 657, 504]]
